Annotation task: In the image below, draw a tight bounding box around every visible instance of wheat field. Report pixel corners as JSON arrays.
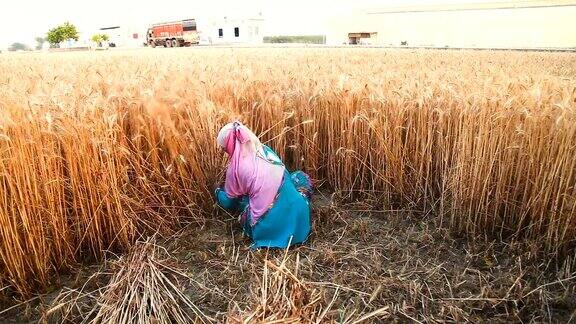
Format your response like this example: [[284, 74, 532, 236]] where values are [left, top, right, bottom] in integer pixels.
[[0, 48, 575, 298]]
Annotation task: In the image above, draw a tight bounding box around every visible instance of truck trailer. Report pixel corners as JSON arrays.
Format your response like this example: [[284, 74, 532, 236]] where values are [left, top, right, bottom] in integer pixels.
[[146, 19, 199, 47]]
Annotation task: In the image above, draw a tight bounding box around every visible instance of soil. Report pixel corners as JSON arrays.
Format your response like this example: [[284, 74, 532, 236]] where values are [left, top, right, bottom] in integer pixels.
[[2, 192, 575, 323]]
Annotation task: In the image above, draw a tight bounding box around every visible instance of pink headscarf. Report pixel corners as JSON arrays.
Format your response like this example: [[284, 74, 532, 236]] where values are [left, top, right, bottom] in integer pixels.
[[217, 122, 285, 225]]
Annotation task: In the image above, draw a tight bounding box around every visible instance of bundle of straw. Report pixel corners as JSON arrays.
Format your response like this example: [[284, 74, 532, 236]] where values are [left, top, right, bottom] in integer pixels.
[[229, 253, 389, 323], [46, 239, 210, 324]]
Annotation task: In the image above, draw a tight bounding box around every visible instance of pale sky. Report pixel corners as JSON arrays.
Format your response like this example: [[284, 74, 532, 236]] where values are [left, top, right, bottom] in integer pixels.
[[0, 0, 517, 49]]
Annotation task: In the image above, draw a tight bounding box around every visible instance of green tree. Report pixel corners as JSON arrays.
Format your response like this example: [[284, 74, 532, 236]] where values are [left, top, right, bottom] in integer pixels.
[[91, 34, 102, 45], [46, 22, 79, 47], [9, 42, 30, 51], [35, 37, 45, 50], [91, 33, 110, 47]]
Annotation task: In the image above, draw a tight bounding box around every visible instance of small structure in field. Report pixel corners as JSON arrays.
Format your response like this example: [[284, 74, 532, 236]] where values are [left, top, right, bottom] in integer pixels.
[[347, 32, 377, 45]]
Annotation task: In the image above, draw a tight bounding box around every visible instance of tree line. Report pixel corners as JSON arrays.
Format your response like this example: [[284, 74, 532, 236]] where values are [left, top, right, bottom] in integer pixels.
[[7, 22, 110, 52]]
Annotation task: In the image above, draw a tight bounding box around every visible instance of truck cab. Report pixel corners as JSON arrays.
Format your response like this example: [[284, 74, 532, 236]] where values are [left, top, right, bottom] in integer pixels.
[[146, 28, 155, 47]]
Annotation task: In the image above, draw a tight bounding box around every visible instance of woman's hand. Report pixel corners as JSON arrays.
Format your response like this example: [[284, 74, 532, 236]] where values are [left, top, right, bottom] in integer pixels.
[[213, 182, 223, 193], [213, 169, 225, 192]]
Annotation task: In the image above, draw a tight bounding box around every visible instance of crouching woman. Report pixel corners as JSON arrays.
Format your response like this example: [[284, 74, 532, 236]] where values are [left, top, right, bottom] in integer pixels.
[[214, 121, 312, 248]]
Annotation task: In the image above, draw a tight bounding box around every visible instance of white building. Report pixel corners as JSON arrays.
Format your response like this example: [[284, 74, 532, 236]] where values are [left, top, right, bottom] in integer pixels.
[[197, 10, 265, 45], [326, 0, 576, 49], [99, 26, 147, 48]]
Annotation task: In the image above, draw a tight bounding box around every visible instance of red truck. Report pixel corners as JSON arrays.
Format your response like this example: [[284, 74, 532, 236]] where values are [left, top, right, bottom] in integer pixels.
[[146, 19, 199, 47]]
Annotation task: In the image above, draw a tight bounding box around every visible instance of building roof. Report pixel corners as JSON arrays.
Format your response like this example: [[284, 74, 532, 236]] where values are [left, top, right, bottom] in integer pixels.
[[367, 0, 576, 14]]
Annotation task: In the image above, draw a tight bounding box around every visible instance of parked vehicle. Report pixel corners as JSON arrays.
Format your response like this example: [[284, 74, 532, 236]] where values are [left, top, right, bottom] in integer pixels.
[[146, 19, 199, 47]]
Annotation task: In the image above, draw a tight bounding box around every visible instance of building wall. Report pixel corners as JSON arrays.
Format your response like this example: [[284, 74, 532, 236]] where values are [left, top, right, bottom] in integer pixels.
[[326, 4, 576, 48], [198, 16, 264, 44], [100, 27, 146, 48]]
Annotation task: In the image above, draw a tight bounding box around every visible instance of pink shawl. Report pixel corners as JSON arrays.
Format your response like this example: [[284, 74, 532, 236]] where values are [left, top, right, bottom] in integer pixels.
[[217, 122, 285, 224]]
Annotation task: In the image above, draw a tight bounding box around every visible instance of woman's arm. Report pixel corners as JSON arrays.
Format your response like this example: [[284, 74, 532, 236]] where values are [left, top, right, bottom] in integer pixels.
[[215, 187, 241, 211]]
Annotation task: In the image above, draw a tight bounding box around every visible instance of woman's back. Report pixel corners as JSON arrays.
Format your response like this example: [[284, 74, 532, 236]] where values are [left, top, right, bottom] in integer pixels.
[[226, 145, 284, 225], [215, 122, 312, 248]]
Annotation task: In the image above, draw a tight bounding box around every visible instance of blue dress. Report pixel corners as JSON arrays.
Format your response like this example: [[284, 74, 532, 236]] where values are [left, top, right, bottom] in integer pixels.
[[215, 146, 312, 249]]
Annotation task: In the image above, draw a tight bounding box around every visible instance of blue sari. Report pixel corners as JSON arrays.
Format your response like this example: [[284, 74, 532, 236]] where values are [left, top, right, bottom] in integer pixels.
[[215, 146, 312, 248]]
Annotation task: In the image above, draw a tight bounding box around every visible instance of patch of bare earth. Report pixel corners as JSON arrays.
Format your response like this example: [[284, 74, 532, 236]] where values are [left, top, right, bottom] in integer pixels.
[[2, 192, 575, 322]]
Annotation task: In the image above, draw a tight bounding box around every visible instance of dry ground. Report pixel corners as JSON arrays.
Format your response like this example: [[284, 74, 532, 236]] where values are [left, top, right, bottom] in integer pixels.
[[1, 191, 575, 323]]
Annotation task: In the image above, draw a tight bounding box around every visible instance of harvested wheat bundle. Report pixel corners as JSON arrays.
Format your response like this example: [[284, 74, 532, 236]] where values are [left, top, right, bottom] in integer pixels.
[[45, 239, 210, 324], [228, 253, 389, 323]]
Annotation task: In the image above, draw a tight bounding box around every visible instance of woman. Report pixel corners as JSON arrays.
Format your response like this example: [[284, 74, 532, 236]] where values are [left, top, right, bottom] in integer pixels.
[[214, 121, 312, 248]]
